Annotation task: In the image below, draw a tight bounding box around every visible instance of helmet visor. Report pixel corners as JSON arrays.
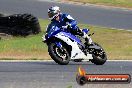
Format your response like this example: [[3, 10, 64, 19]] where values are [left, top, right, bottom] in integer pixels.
[[48, 12, 59, 20], [48, 12, 54, 19]]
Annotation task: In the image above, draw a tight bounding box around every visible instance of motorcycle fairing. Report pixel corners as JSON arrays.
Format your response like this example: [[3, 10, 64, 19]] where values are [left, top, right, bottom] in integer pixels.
[[55, 32, 93, 60]]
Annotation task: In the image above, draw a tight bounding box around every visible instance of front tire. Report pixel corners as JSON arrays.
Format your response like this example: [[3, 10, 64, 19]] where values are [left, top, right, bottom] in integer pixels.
[[48, 42, 70, 65]]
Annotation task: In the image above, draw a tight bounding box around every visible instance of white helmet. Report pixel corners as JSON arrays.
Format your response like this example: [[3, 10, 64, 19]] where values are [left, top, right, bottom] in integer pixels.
[[48, 6, 60, 20]]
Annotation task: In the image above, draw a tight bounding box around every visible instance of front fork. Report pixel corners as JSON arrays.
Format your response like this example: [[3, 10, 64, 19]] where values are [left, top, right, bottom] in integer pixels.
[[55, 42, 62, 48], [55, 42, 64, 52]]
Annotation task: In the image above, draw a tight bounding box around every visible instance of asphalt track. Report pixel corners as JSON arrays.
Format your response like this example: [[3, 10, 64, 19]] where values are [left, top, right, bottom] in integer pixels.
[[0, 0, 132, 29], [0, 61, 131, 88]]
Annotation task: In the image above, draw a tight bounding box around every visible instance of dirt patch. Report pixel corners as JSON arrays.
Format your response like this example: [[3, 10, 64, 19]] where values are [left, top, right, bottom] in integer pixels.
[[0, 33, 12, 40], [0, 52, 51, 60]]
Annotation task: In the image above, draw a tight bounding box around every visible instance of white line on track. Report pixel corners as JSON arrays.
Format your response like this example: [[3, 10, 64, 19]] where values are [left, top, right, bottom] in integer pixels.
[[108, 60, 132, 62], [88, 24, 132, 32], [0, 60, 132, 62], [0, 60, 53, 62]]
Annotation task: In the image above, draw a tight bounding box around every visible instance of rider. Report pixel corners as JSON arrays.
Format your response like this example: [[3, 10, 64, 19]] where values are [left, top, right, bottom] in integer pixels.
[[47, 6, 89, 44]]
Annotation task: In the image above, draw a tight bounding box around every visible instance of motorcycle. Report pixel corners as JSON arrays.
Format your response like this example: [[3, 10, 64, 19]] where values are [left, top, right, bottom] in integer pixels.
[[42, 24, 107, 65]]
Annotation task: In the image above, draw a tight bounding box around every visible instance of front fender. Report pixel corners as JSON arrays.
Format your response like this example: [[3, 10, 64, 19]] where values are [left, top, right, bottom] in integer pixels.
[[54, 32, 89, 60]]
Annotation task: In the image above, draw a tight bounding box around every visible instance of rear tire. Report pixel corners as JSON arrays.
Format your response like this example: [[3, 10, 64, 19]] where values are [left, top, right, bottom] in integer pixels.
[[48, 42, 70, 65], [90, 43, 107, 65]]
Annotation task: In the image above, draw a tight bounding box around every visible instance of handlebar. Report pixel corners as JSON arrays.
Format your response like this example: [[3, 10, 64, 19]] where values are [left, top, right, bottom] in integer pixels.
[[88, 33, 94, 36]]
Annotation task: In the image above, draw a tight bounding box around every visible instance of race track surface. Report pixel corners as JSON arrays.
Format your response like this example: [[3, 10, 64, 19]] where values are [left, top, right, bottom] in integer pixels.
[[0, 61, 131, 88]]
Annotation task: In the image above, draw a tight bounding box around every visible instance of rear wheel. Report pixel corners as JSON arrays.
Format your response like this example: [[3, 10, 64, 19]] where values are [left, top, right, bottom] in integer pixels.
[[48, 42, 70, 65], [89, 43, 107, 65]]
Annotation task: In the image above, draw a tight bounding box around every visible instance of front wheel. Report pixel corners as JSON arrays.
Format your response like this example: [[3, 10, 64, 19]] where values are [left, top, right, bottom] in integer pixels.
[[48, 42, 70, 65], [90, 43, 107, 65]]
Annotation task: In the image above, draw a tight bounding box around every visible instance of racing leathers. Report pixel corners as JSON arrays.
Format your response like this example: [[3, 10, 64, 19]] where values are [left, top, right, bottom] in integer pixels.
[[47, 13, 89, 43], [51, 13, 85, 37]]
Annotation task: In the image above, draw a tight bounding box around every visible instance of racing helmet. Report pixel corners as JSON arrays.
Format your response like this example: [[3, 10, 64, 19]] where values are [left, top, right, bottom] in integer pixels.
[[48, 6, 60, 20]]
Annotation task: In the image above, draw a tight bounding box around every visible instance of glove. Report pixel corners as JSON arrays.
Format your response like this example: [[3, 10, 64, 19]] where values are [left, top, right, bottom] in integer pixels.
[[62, 25, 68, 29], [62, 24, 71, 29]]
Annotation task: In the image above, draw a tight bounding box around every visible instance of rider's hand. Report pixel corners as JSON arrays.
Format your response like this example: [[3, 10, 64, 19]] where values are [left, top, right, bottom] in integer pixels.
[[62, 25, 68, 29], [62, 24, 71, 29]]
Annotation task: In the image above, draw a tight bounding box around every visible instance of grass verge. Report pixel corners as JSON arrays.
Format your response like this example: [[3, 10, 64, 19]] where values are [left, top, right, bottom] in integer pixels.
[[62, 0, 132, 9], [0, 19, 132, 60]]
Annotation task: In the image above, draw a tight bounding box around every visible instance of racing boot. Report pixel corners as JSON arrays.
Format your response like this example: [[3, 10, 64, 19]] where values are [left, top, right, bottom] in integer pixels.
[[83, 32, 93, 47]]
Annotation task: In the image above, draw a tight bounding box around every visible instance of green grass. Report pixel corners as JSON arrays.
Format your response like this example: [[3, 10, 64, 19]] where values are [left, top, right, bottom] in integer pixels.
[[67, 86, 72, 88], [0, 19, 132, 60], [63, 0, 132, 8]]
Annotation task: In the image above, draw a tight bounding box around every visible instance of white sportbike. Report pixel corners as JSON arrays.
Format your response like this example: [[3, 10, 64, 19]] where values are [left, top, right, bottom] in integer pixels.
[[42, 25, 107, 65]]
